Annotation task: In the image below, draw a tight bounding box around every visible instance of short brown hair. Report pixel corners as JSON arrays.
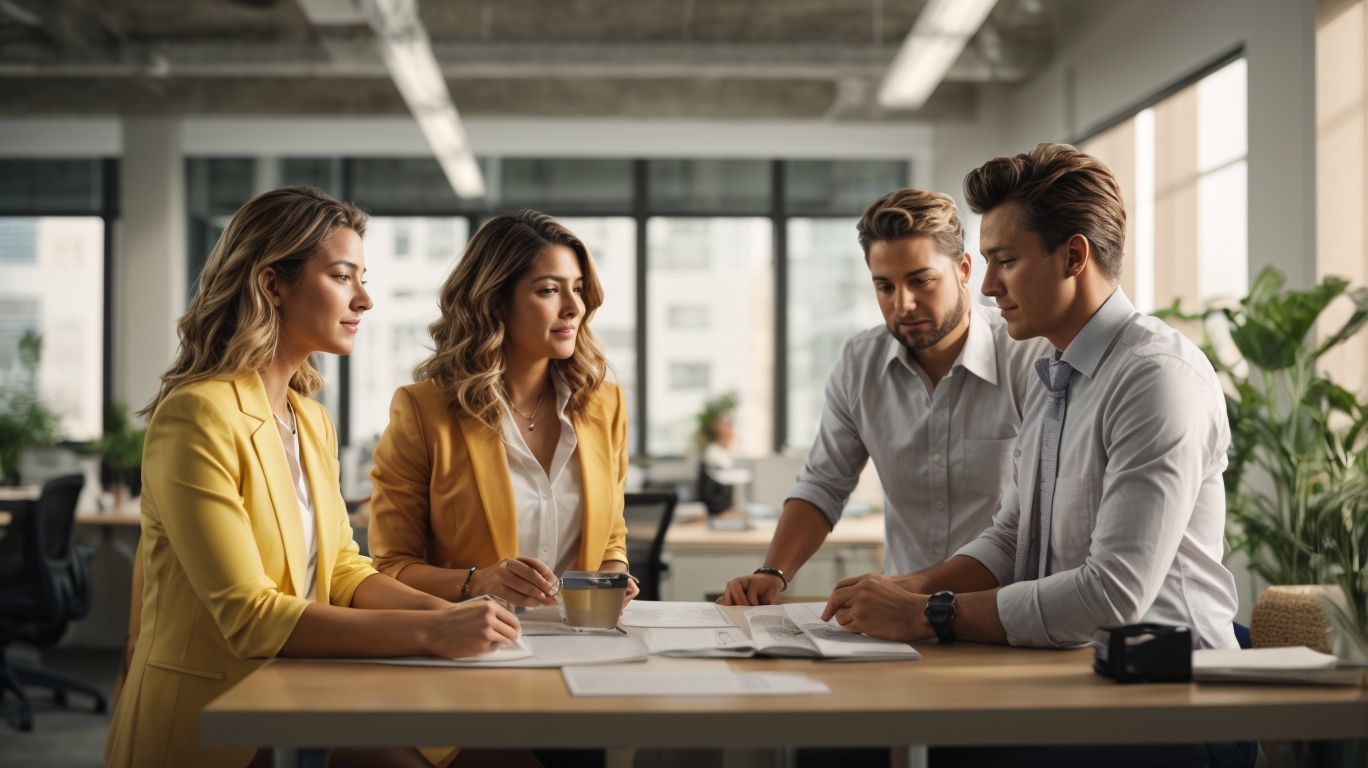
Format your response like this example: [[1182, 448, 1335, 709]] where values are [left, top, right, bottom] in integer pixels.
[[963, 143, 1126, 283], [856, 188, 964, 260]]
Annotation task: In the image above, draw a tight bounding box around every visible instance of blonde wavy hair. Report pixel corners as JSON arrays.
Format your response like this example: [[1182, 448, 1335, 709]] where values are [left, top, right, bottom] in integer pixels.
[[416, 210, 608, 430], [140, 185, 369, 418]]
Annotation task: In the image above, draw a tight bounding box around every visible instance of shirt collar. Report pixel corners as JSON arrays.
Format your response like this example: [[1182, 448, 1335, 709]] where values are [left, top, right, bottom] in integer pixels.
[[1058, 287, 1136, 379], [882, 301, 999, 385]]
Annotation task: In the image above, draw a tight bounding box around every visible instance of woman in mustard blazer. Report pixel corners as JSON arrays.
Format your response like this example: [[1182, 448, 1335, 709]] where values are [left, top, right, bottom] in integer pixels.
[[104, 187, 519, 768], [368, 210, 635, 611]]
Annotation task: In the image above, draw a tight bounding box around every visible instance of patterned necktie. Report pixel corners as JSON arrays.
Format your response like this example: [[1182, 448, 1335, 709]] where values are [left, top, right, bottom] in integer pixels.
[[1029, 355, 1074, 581]]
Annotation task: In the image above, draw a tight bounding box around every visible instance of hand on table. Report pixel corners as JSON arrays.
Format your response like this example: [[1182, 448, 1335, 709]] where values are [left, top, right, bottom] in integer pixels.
[[468, 556, 559, 608], [427, 599, 521, 658], [716, 572, 785, 606], [821, 574, 934, 643]]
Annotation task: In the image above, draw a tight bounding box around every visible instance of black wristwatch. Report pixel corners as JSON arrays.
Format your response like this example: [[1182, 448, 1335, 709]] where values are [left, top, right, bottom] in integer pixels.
[[924, 591, 957, 644]]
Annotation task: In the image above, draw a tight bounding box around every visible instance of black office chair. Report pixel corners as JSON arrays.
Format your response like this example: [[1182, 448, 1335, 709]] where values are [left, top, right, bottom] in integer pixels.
[[622, 492, 677, 602], [0, 474, 107, 731]]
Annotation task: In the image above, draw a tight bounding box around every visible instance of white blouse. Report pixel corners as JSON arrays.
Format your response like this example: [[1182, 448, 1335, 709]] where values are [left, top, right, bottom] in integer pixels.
[[275, 404, 318, 602], [501, 376, 584, 575]]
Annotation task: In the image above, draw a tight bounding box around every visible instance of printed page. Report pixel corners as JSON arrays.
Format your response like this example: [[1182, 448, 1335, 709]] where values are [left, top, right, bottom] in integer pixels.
[[744, 606, 820, 657], [620, 601, 733, 628], [643, 626, 757, 657], [562, 668, 830, 697], [783, 603, 921, 661], [1193, 646, 1339, 671]]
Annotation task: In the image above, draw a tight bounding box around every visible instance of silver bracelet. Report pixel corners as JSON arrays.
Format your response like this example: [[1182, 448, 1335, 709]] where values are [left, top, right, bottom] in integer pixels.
[[754, 567, 788, 592], [459, 566, 477, 600]]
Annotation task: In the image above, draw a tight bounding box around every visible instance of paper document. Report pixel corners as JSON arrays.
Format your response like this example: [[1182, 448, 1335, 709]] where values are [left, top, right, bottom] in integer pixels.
[[644, 627, 756, 657], [619, 601, 733, 628], [745, 603, 921, 661], [1193, 646, 1339, 671], [562, 667, 830, 697]]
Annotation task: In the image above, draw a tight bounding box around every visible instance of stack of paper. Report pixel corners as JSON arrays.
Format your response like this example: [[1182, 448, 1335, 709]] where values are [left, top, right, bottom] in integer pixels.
[[310, 634, 647, 669], [1193, 646, 1364, 686], [634, 602, 919, 662], [562, 667, 829, 697]]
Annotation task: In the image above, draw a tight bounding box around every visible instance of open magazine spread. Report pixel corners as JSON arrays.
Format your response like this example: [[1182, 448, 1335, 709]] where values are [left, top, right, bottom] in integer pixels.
[[644, 602, 920, 662]]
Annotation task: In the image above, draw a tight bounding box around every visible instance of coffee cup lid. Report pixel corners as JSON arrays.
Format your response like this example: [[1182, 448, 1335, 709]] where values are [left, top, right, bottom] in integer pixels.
[[560, 571, 630, 590]]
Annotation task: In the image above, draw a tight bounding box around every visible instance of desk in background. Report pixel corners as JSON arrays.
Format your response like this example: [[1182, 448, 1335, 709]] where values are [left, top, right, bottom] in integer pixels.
[[661, 513, 885, 601], [203, 643, 1368, 765]]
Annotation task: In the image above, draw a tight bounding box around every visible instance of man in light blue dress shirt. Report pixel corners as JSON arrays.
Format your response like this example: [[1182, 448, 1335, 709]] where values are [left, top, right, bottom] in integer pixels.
[[718, 188, 1048, 607], [822, 144, 1251, 768]]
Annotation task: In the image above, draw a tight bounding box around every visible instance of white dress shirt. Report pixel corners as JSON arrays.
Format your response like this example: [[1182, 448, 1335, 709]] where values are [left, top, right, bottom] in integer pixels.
[[502, 376, 585, 575], [788, 302, 1052, 574], [275, 405, 317, 602], [956, 289, 1240, 649]]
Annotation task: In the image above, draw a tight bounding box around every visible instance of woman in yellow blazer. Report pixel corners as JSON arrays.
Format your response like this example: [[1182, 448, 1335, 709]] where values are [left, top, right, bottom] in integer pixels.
[[104, 187, 519, 768], [368, 209, 636, 610]]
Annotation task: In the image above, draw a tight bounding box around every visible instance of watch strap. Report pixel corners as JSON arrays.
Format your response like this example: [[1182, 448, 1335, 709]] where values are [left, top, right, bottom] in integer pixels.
[[753, 567, 788, 592]]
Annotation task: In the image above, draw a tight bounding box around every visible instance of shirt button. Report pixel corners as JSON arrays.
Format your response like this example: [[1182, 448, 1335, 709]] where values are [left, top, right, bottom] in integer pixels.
[[933, 453, 942, 463], [935, 500, 945, 510]]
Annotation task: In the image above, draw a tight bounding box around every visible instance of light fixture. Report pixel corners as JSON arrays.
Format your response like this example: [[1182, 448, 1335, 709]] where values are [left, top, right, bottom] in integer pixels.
[[877, 0, 999, 110], [361, 0, 485, 198]]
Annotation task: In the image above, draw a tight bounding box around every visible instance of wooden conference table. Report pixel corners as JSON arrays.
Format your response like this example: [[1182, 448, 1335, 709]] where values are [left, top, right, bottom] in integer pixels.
[[203, 640, 1368, 765]]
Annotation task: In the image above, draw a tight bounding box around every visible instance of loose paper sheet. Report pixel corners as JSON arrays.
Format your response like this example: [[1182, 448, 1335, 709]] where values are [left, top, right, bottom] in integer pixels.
[[1193, 646, 1339, 671], [561, 667, 830, 697], [306, 634, 647, 669], [619, 601, 732, 628]]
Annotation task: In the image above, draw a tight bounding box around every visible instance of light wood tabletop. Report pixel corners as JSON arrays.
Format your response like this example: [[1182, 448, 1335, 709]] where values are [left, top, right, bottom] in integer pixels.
[[0, 511, 10, 527], [664, 512, 885, 552], [202, 641, 1368, 752], [0, 485, 40, 501]]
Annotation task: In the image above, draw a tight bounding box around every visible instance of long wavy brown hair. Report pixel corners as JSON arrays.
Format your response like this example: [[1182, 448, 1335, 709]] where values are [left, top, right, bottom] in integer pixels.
[[140, 185, 368, 418], [416, 210, 608, 430]]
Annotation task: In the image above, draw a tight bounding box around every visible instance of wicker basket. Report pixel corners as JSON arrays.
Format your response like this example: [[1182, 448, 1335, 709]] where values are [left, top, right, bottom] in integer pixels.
[[1249, 585, 1343, 654]]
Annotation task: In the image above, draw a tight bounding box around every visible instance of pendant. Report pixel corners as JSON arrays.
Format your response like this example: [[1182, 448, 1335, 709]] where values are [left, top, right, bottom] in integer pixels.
[[528, 423, 535, 431]]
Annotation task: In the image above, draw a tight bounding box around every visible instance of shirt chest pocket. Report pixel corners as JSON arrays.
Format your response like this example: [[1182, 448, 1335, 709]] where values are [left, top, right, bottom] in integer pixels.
[[963, 437, 1017, 498], [1051, 476, 1098, 549]]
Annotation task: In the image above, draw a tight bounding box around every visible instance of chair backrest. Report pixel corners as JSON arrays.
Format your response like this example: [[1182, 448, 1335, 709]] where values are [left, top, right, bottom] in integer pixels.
[[621, 492, 676, 602], [27, 474, 87, 626]]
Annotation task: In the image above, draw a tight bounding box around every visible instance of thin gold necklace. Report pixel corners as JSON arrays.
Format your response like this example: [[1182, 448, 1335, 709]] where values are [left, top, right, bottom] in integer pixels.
[[508, 378, 550, 431]]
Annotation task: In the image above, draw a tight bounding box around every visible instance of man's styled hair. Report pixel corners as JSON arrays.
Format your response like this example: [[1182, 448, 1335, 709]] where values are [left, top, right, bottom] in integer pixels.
[[856, 188, 964, 260], [963, 142, 1126, 283]]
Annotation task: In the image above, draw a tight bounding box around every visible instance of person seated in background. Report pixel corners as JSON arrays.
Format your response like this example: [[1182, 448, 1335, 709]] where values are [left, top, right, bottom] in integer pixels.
[[104, 186, 519, 768], [718, 189, 1047, 606], [695, 392, 752, 517], [823, 144, 1249, 768]]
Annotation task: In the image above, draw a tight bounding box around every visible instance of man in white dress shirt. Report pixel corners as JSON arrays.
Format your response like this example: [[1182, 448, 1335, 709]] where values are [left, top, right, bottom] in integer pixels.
[[823, 144, 1250, 768], [719, 188, 1049, 606]]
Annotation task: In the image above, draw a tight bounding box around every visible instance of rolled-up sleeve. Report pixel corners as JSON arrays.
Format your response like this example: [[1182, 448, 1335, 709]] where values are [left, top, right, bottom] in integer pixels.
[[367, 387, 435, 579], [994, 358, 1215, 648], [786, 344, 869, 528], [145, 392, 308, 660]]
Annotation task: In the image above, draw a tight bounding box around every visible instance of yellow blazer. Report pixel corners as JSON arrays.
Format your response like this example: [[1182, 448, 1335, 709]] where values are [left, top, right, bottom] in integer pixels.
[[104, 375, 376, 768], [368, 380, 629, 579]]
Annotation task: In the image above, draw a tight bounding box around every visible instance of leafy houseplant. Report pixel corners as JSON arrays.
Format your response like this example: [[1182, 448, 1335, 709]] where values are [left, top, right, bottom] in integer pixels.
[[694, 391, 739, 449], [1159, 266, 1368, 652], [93, 401, 145, 504], [0, 330, 61, 484]]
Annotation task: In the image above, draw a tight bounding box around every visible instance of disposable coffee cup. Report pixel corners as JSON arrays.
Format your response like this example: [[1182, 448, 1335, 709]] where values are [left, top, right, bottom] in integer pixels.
[[558, 571, 629, 629]]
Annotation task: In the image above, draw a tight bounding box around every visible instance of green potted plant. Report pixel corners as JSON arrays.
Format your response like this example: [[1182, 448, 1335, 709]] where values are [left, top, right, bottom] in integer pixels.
[[0, 330, 61, 485], [92, 401, 145, 507], [1159, 266, 1368, 653]]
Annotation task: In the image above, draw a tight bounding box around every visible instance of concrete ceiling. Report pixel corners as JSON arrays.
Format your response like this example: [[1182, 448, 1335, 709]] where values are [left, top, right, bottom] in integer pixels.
[[0, 0, 1067, 120]]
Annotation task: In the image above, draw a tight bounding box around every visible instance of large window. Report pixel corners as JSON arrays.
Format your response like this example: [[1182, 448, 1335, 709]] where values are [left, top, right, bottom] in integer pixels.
[[1081, 57, 1248, 314], [0, 158, 112, 444], [647, 217, 774, 457], [186, 156, 911, 457], [348, 217, 469, 445]]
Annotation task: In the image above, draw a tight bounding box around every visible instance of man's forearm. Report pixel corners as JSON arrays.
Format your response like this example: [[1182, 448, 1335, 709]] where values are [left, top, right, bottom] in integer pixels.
[[762, 498, 834, 578], [951, 588, 1008, 644], [900, 555, 1001, 594]]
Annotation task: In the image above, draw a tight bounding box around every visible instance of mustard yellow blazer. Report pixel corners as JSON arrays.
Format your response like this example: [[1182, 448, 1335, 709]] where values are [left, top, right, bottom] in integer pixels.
[[104, 375, 376, 768], [368, 379, 629, 579]]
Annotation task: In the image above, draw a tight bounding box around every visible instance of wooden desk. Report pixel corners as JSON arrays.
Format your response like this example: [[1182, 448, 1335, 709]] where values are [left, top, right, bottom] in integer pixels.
[[662, 514, 885, 601], [203, 644, 1368, 758], [0, 485, 40, 501], [0, 511, 10, 527]]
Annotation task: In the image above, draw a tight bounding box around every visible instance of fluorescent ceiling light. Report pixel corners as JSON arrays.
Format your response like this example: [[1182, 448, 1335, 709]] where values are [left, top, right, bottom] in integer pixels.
[[878, 0, 998, 110], [360, 0, 485, 198]]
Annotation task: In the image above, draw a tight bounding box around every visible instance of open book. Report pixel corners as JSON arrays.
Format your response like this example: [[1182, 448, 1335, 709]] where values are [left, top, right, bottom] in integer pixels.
[[644, 603, 920, 662]]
